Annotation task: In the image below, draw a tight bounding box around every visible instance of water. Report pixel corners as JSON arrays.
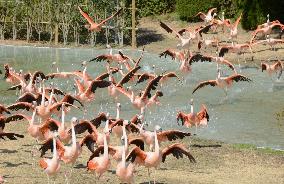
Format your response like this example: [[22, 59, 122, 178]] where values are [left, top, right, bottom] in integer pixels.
[[1, 45, 284, 150]]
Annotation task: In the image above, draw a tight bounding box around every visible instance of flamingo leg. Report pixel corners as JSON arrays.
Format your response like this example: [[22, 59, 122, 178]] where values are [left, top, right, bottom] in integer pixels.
[[153, 169, 156, 184], [148, 168, 151, 184]]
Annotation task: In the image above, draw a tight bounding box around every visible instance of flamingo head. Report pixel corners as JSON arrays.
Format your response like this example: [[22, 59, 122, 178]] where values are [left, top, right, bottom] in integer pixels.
[[156, 90, 163, 97], [84, 24, 91, 30], [190, 98, 193, 105], [117, 103, 121, 108], [154, 125, 162, 132], [213, 13, 217, 18], [71, 117, 79, 125], [123, 120, 131, 126], [53, 131, 59, 138]]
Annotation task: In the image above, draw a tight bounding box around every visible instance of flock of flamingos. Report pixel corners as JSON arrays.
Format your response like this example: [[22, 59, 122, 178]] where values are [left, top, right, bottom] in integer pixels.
[[0, 6, 284, 184]]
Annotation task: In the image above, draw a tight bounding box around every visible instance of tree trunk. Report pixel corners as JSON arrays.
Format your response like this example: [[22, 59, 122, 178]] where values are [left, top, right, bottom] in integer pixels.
[[26, 19, 32, 42], [12, 17, 17, 40], [54, 23, 58, 45]]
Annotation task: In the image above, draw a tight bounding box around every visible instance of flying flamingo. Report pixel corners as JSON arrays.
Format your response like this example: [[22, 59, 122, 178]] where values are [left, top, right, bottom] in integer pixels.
[[187, 53, 237, 72], [78, 6, 122, 32], [117, 75, 163, 113], [126, 126, 196, 183], [224, 13, 242, 42], [195, 8, 217, 23], [73, 79, 111, 102], [261, 60, 283, 80], [177, 99, 209, 132], [159, 21, 192, 49], [192, 68, 252, 95], [159, 49, 191, 72]]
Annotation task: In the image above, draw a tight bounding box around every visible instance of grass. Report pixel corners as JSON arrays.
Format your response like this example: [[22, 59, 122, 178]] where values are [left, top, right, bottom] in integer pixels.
[[233, 143, 284, 155]]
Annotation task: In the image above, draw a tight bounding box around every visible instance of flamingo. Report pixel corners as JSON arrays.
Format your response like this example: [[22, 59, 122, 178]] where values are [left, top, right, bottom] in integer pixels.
[[126, 126, 196, 183], [160, 21, 192, 49], [197, 38, 219, 51], [195, 8, 217, 23], [159, 49, 191, 72], [0, 112, 24, 140], [116, 144, 135, 184], [187, 53, 237, 72], [261, 60, 283, 80], [192, 68, 252, 95], [73, 79, 111, 102], [89, 51, 134, 71], [177, 99, 209, 131], [250, 22, 283, 43], [117, 75, 163, 113], [251, 35, 284, 51], [87, 133, 111, 179], [136, 123, 192, 151], [38, 133, 60, 183], [135, 72, 180, 85], [224, 13, 242, 42], [78, 6, 122, 32]]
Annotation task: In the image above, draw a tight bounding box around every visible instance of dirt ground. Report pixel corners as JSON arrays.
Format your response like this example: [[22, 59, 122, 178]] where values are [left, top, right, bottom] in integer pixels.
[[1, 16, 284, 184], [1, 123, 284, 184]]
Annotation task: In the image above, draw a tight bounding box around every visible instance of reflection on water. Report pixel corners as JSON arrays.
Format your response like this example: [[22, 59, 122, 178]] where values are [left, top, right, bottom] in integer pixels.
[[1, 45, 284, 150]]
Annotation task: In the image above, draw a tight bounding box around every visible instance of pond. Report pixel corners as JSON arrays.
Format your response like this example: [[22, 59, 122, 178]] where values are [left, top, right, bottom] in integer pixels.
[[1, 44, 284, 150]]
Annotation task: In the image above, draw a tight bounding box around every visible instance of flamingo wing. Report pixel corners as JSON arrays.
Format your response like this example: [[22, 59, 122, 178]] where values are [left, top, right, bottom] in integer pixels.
[[5, 114, 30, 123], [197, 105, 209, 122], [89, 54, 112, 62], [126, 123, 140, 134], [128, 137, 145, 150], [23, 73, 31, 82], [39, 138, 64, 157], [220, 59, 236, 72], [192, 80, 217, 94], [17, 92, 40, 104], [261, 63, 268, 72], [159, 49, 176, 60], [61, 94, 84, 107], [32, 71, 46, 84], [116, 66, 141, 87], [0, 132, 24, 140], [196, 23, 215, 37], [74, 78, 85, 94], [45, 87, 65, 96], [141, 75, 163, 99], [188, 53, 213, 65], [162, 143, 196, 163], [7, 84, 22, 91], [0, 105, 11, 114], [126, 146, 147, 163], [176, 111, 187, 126], [116, 86, 132, 99], [218, 46, 231, 57], [86, 80, 112, 94], [157, 130, 192, 142], [72, 120, 96, 135], [80, 134, 98, 153], [7, 102, 33, 111], [136, 73, 154, 85], [195, 12, 206, 20], [226, 74, 252, 83], [78, 6, 95, 25], [90, 112, 108, 128], [233, 13, 242, 29], [97, 8, 122, 26], [159, 21, 181, 39], [40, 118, 60, 134]]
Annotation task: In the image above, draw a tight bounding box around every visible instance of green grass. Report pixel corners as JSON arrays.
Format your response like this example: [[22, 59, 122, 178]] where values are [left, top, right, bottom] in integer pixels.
[[233, 143, 284, 155]]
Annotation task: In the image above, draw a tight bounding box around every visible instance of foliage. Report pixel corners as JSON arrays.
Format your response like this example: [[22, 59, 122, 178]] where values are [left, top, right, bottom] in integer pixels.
[[176, 0, 218, 22], [136, 0, 175, 17]]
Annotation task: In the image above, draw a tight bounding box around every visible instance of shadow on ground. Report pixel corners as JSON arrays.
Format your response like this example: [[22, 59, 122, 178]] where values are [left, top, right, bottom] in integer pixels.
[[137, 28, 164, 47]]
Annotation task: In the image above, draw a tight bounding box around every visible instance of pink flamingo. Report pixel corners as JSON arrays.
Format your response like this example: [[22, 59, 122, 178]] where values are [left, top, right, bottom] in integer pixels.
[[78, 6, 122, 32]]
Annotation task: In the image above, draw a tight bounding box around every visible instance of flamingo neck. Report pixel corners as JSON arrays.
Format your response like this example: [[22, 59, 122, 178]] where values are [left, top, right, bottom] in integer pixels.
[[190, 103, 194, 113], [109, 48, 113, 55], [41, 83, 45, 106], [121, 145, 126, 167], [52, 137, 58, 159], [123, 125, 127, 149], [116, 105, 120, 119], [103, 134, 108, 157], [83, 66, 87, 77], [31, 110, 36, 125], [104, 120, 109, 134], [154, 130, 159, 153], [71, 122, 76, 146], [131, 91, 135, 103], [48, 90, 54, 106], [61, 107, 65, 129]]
